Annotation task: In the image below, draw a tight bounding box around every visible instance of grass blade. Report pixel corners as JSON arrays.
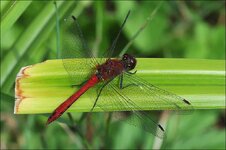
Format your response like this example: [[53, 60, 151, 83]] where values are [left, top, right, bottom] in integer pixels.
[[1, 1, 64, 87], [1, 1, 31, 35], [14, 58, 225, 114]]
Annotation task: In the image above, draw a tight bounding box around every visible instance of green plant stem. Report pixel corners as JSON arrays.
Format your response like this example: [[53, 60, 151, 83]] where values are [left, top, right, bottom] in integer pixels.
[[14, 58, 225, 114]]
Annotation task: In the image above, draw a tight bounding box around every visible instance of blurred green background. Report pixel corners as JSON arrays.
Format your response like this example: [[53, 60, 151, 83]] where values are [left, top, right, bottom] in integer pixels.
[[1, 1, 225, 149]]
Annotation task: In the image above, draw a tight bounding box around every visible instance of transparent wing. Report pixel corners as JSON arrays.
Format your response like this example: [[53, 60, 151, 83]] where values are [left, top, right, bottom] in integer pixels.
[[122, 73, 194, 113], [93, 11, 131, 64], [94, 79, 164, 138], [60, 11, 130, 85], [60, 16, 103, 84], [93, 73, 193, 138]]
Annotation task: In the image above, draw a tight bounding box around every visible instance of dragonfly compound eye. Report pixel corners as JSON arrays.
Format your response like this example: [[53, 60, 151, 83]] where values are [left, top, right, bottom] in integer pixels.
[[121, 54, 137, 71]]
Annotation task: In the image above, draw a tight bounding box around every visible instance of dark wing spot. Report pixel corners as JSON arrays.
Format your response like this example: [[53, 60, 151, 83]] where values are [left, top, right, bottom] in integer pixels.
[[158, 124, 165, 132], [183, 99, 191, 105], [71, 15, 77, 21]]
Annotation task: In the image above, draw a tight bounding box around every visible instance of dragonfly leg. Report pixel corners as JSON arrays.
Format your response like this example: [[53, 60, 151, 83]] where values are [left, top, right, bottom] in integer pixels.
[[119, 72, 137, 89], [126, 70, 137, 75], [119, 74, 123, 89], [91, 81, 110, 111]]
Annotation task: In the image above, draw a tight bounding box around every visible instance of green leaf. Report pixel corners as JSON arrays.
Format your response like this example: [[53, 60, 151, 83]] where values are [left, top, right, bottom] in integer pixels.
[[1, 1, 31, 35], [14, 58, 225, 114], [1, 1, 64, 87], [1, 1, 78, 94], [1, 1, 92, 94]]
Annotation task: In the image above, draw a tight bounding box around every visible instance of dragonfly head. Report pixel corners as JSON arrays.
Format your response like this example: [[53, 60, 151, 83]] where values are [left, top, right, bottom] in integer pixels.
[[121, 54, 137, 71]]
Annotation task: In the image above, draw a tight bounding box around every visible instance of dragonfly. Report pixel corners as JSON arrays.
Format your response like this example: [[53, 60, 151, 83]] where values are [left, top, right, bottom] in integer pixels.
[[46, 10, 193, 138]]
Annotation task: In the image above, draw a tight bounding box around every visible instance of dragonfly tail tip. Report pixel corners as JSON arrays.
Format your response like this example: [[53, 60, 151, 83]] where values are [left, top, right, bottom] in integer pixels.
[[46, 115, 55, 126]]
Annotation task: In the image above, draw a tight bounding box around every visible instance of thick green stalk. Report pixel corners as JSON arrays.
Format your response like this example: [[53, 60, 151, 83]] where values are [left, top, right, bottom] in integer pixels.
[[14, 58, 225, 114]]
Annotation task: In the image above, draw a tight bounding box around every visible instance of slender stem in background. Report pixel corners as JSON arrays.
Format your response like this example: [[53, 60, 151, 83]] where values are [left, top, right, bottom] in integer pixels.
[[86, 113, 94, 143], [176, 0, 192, 22], [105, 113, 112, 138], [67, 113, 92, 148], [67, 112, 75, 125], [40, 131, 48, 149], [54, 1, 60, 59], [119, 1, 163, 57], [59, 123, 91, 149], [93, 1, 103, 57], [78, 112, 89, 124], [102, 113, 112, 148]]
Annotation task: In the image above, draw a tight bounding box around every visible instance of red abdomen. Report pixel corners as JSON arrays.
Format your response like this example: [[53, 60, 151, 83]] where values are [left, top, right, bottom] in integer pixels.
[[46, 75, 99, 125]]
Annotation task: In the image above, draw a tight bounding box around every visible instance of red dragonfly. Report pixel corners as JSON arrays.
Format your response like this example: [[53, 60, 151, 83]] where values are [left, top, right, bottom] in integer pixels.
[[47, 11, 193, 138]]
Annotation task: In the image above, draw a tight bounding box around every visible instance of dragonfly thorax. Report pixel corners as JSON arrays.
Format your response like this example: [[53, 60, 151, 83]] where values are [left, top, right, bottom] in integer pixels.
[[96, 59, 124, 81]]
